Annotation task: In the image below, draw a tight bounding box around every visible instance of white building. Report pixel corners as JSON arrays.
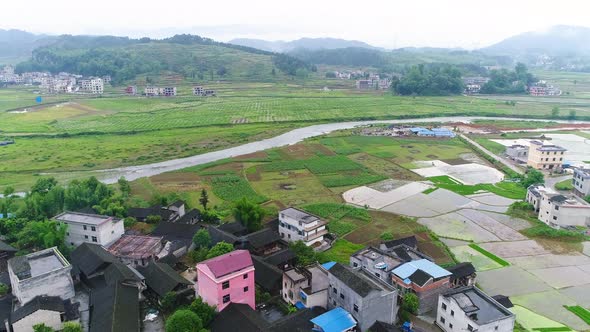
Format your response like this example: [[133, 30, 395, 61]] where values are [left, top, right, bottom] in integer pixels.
[[278, 207, 328, 247], [437, 287, 515, 332], [573, 168, 590, 198], [144, 86, 159, 96], [538, 193, 590, 229], [282, 264, 329, 309], [7, 247, 75, 305], [11, 295, 77, 332], [526, 184, 555, 212], [54, 211, 124, 247], [79, 77, 104, 94]]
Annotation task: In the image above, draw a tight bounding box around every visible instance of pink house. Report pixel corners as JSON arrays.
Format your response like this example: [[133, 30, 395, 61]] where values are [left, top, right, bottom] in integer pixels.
[[196, 250, 255, 312]]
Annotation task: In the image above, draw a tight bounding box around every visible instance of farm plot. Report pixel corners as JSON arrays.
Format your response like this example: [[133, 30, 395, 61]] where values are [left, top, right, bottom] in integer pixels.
[[528, 266, 590, 289], [450, 245, 504, 271], [342, 181, 433, 209], [417, 212, 501, 242], [479, 240, 549, 258], [512, 291, 590, 331], [412, 160, 504, 185], [560, 284, 590, 308], [477, 266, 552, 297], [210, 175, 267, 203], [457, 209, 527, 241], [510, 305, 570, 331]]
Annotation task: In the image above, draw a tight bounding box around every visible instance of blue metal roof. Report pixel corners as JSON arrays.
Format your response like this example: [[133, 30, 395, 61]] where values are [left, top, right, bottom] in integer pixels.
[[322, 261, 336, 270], [295, 301, 306, 309], [409, 127, 426, 132], [391, 259, 451, 279], [311, 307, 357, 332]]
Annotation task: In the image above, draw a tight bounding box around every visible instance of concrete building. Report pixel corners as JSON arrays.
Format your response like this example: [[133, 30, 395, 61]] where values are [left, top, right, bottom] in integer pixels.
[[10, 295, 78, 332], [505, 144, 528, 162], [436, 286, 515, 332], [327, 263, 398, 331], [526, 184, 555, 212], [538, 192, 590, 229], [572, 168, 590, 198], [159, 87, 177, 97], [278, 208, 328, 247], [527, 140, 566, 170], [79, 77, 103, 94], [390, 259, 452, 314], [54, 211, 124, 247], [144, 86, 159, 96], [7, 247, 75, 305], [125, 86, 137, 95], [282, 264, 329, 309], [193, 86, 216, 96], [107, 235, 163, 267], [196, 250, 255, 312]]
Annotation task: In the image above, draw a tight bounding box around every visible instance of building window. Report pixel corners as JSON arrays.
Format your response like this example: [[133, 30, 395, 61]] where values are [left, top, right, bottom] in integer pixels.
[[243, 273, 248, 279], [468, 325, 474, 331], [553, 216, 557, 220], [288, 234, 291, 239], [222, 281, 230, 289], [332, 300, 336, 306], [353, 262, 358, 268], [83, 225, 87, 230], [340, 293, 344, 300], [90, 226, 96, 231], [440, 317, 446, 324], [353, 304, 358, 312], [84, 235, 89, 239], [375, 272, 380, 278], [92, 236, 97, 242], [441, 303, 447, 310], [495, 326, 498, 331], [333, 288, 337, 294], [451, 310, 454, 317], [555, 206, 559, 210], [223, 295, 230, 303], [449, 323, 453, 329], [244, 286, 249, 292], [66, 232, 70, 236]]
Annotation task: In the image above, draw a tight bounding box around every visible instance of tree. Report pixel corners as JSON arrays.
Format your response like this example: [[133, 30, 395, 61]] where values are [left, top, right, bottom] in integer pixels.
[[232, 198, 265, 232], [551, 106, 560, 118], [161, 291, 178, 314], [199, 189, 209, 210], [16, 220, 68, 253], [33, 324, 55, 332], [146, 215, 162, 224], [118, 177, 131, 197], [166, 309, 203, 332], [1, 186, 15, 216], [401, 293, 419, 315], [206, 242, 234, 259], [522, 169, 544, 188], [568, 110, 577, 120], [189, 297, 216, 326], [193, 229, 211, 249], [62, 322, 83, 332], [289, 241, 316, 267]]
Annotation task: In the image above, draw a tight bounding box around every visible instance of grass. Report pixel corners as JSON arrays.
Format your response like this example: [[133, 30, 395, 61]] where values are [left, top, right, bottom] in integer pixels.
[[317, 239, 364, 264], [532, 328, 572, 332], [301, 203, 370, 221], [468, 244, 510, 267], [554, 179, 574, 191], [564, 306, 590, 324], [428, 176, 526, 199], [511, 305, 571, 331], [317, 172, 386, 187], [422, 187, 438, 194], [210, 175, 267, 203]]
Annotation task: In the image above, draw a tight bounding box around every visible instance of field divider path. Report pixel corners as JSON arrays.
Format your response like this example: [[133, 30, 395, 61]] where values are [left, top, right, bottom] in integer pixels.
[[459, 134, 524, 175]]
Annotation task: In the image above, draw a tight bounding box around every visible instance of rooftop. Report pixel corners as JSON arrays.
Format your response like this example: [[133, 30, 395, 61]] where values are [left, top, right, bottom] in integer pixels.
[[443, 286, 514, 325], [280, 207, 321, 224], [11, 295, 64, 323], [530, 140, 567, 152], [8, 247, 69, 280], [70, 243, 117, 276], [381, 235, 418, 250], [198, 250, 253, 279], [137, 261, 193, 297], [310, 307, 357, 332], [391, 259, 451, 282], [448, 262, 476, 280], [574, 168, 590, 177], [329, 263, 392, 297], [54, 211, 121, 226], [90, 282, 139, 332], [107, 235, 162, 259]]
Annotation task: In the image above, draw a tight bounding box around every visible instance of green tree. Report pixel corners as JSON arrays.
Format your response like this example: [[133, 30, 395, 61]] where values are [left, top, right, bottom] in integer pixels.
[[551, 106, 560, 118], [206, 242, 234, 259], [188, 248, 209, 263], [146, 215, 162, 224], [16, 220, 68, 252], [161, 291, 178, 314], [193, 229, 211, 249], [199, 189, 209, 210], [1, 186, 15, 216], [232, 198, 265, 232], [166, 309, 203, 332], [189, 297, 216, 326], [568, 110, 577, 120], [289, 241, 316, 267], [33, 324, 55, 332], [380, 232, 394, 241], [522, 169, 544, 188], [62, 322, 83, 332], [118, 177, 131, 197], [402, 293, 419, 315]]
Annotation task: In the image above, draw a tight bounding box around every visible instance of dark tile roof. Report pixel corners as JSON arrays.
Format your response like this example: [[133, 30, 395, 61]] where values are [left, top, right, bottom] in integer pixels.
[[151, 221, 202, 244], [127, 205, 174, 221], [90, 283, 139, 332], [549, 195, 568, 203], [70, 243, 117, 277], [137, 262, 192, 297], [392, 246, 413, 262], [242, 228, 280, 249], [176, 209, 201, 224], [408, 269, 431, 287], [0, 295, 13, 331], [0, 240, 16, 252], [209, 303, 269, 332], [267, 306, 326, 332], [329, 263, 381, 297], [8, 255, 31, 279], [104, 262, 142, 286], [368, 321, 402, 332], [252, 256, 283, 292], [208, 225, 238, 246], [382, 236, 418, 250], [263, 249, 295, 267], [11, 296, 64, 323], [492, 295, 514, 309], [168, 200, 185, 208], [218, 222, 247, 236], [448, 262, 476, 280]]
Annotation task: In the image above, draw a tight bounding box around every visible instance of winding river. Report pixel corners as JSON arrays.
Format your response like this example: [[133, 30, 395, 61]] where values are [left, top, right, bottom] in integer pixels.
[[59, 116, 588, 185]]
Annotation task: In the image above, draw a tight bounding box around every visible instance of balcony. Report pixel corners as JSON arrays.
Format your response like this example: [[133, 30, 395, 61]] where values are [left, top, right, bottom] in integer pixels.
[[304, 229, 328, 242]]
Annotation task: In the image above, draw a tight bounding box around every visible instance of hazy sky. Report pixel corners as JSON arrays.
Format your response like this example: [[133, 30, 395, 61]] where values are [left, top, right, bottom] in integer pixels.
[[2, 0, 590, 49]]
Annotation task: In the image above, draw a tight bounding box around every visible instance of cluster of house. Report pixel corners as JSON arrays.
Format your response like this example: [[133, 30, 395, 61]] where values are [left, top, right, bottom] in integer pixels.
[[462, 77, 490, 94], [506, 140, 567, 171], [359, 125, 455, 138], [327, 70, 370, 80], [526, 168, 590, 229], [0, 204, 519, 331], [356, 74, 392, 90], [126, 85, 216, 97], [528, 81, 561, 96], [0, 66, 107, 95]]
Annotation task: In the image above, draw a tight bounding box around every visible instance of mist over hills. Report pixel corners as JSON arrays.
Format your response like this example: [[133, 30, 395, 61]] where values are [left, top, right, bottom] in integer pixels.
[[228, 37, 382, 52]]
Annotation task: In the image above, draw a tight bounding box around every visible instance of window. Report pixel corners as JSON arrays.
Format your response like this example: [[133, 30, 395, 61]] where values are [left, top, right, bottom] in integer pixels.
[[468, 324, 474, 332], [66, 232, 70, 236], [244, 286, 249, 292], [243, 273, 248, 279], [84, 235, 89, 239], [375, 272, 380, 278], [353, 304, 359, 312], [440, 317, 446, 324], [83, 225, 87, 230], [91, 226, 96, 231], [553, 216, 557, 220], [450, 310, 454, 317], [555, 206, 559, 210], [340, 293, 344, 299], [333, 288, 337, 294], [441, 303, 447, 310], [353, 262, 358, 268], [495, 326, 499, 331], [222, 281, 230, 289], [332, 300, 336, 306], [288, 234, 291, 239], [223, 295, 230, 303], [449, 323, 453, 329], [91, 236, 97, 242]]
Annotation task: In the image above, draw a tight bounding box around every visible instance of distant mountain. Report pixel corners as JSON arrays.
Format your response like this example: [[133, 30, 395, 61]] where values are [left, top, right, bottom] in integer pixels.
[[0, 29, 55, 59], [229, 37, 381, 52], [483, 25, 590, 56]]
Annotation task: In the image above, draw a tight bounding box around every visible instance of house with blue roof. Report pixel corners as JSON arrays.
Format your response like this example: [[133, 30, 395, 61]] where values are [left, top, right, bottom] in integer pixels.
[[391, 259, 452, 315], [310, 307, 357, 332]]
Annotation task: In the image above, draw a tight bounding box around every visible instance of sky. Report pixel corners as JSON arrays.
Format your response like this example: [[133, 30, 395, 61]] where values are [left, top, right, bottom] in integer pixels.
[[2, 0, 590, 49]]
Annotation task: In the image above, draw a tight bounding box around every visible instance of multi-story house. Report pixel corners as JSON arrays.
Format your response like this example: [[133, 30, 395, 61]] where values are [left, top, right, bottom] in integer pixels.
[[125, 86, 137, 95], [159, 87, 177, 96], [505, 144, 528, 162], [196, 250, 255, 312], [79, 77, 104, 94], [436, 286, 515, 332], [327, 263, 398, 331], [526, 184, 555, 212], [572, 168, 590, 198], [7, 247, 75, 305], [527, 140, 566, 170], [537, 192, 590, 228], [54, 211, 124, 247], [282, 264, 329, 309], [278, 208, 328, 247], [390, 259, 452, 314], [144, 86, 159, 96]]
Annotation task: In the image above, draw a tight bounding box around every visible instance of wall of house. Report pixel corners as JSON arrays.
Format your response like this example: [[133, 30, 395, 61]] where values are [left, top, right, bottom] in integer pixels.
[[525, 191, 541, 212], [97, 220, 125, 247], [197, 267, 255, 312], [436, 296, 515, 332], [278, 212, 325, 246], [539, 199, 590, 228], [573, 170, 590, 197], [527, 146, 564, 170], [64, 220, 123, 247], [9, 267, 75, 305], [281, 274, 308, 306], [12, 309, 64, 332], [305, 289, 328, 309]]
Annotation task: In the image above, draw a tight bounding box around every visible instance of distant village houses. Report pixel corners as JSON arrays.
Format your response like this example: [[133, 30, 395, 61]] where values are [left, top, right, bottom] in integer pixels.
[[193, 86, 216, 96]]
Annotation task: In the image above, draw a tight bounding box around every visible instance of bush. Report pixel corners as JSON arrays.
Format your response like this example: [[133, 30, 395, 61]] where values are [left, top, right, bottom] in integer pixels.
[[401, 293, 419, 315], [166, 309, 203, 332], [0, 283, 8, 296], [380, 232, 394, 241], [146, 215, 162, 224]]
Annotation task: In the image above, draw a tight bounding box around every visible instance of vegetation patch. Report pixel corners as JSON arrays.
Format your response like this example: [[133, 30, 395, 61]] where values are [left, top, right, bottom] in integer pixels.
[[532, 328, 572, 332], [422, 187, 438, 194], [563, 306, 590, 324], [554, 179, 574, 191], [468, 244, 510, 267], [301, 203, 371, 221], [318, 172, 386, 187], [211, 175, 267, 203], [428, 176, 526, 199], [317, 239, 364, 265]]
